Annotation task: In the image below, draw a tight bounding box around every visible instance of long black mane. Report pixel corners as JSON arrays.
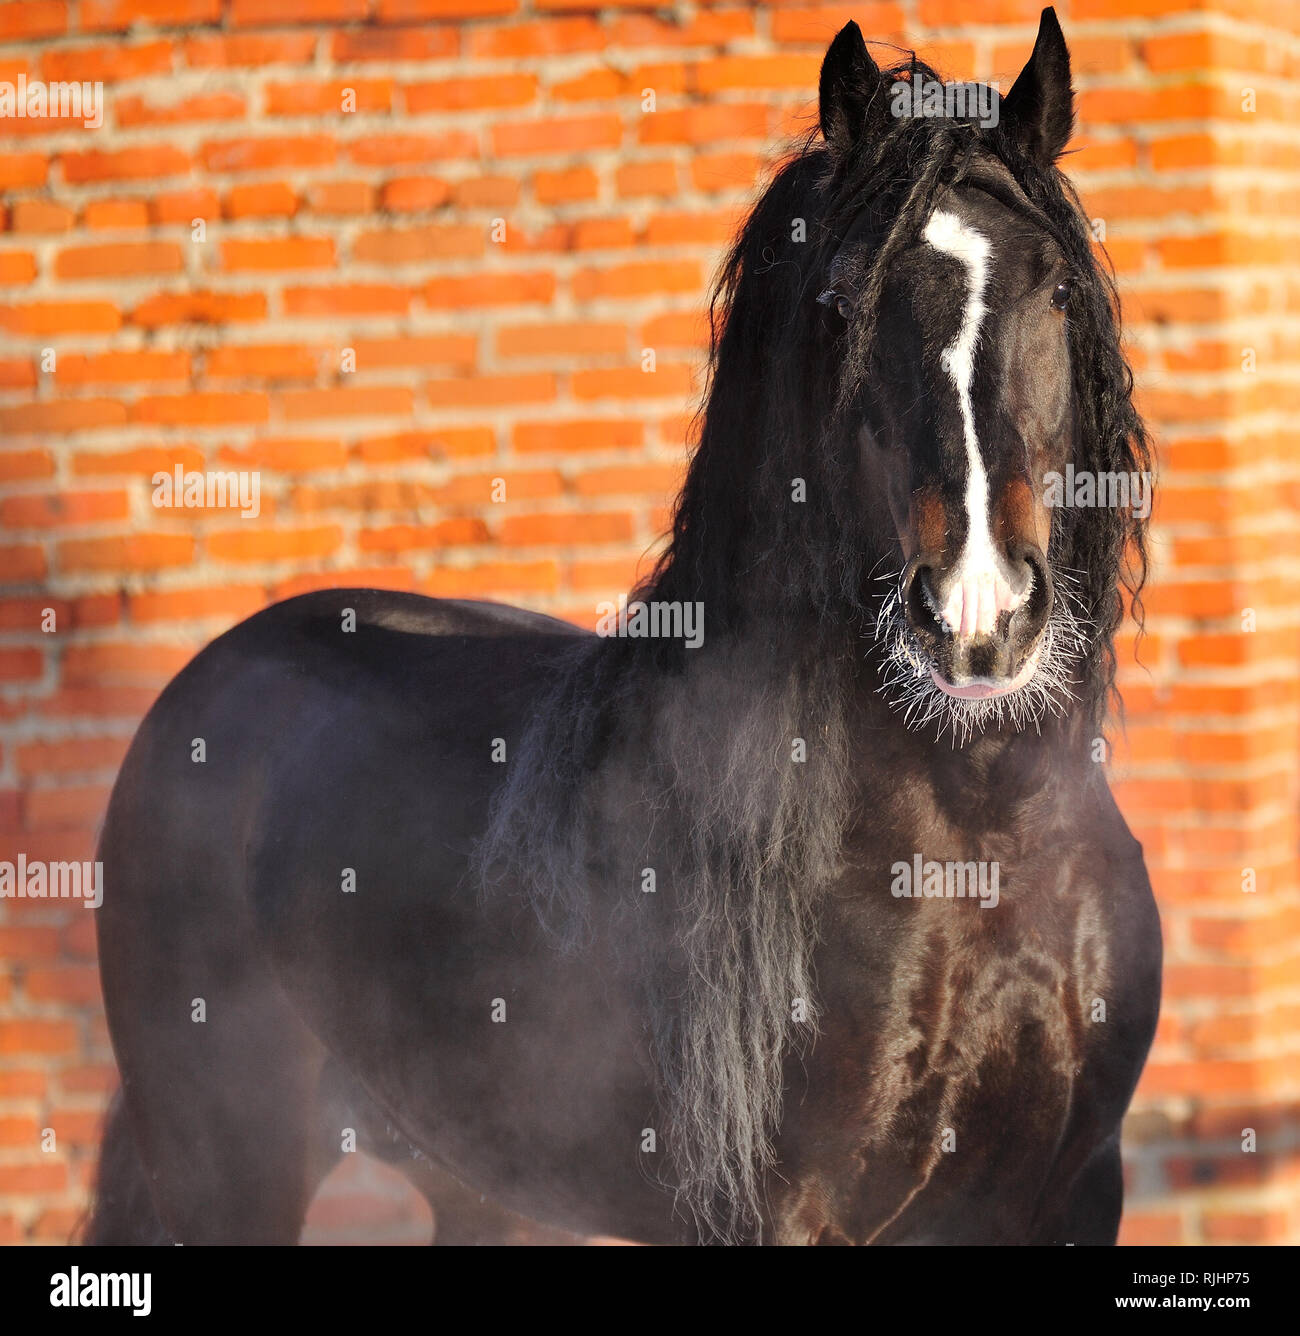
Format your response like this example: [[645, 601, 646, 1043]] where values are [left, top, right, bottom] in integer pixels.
[[475, 55, 1152, 1242]]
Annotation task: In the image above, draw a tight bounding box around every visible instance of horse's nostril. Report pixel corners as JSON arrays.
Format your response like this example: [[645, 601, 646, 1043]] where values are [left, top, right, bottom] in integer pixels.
[[902, 562, 947, 638], [1022, 547, 1052, 610], [1006, 544, 1054, 645]]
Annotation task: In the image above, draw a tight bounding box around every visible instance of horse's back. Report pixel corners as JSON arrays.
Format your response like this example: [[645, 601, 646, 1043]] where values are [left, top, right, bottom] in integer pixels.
[[97, 585, 590, 988]]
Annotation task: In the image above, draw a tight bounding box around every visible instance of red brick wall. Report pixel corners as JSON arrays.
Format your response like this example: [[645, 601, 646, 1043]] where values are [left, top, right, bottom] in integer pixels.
[[0, 0, 1297, 1245]]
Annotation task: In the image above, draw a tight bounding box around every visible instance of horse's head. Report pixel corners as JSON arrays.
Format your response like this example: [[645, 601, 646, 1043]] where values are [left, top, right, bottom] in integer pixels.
[[653, 8, 1148, 742], [812, 8, 1147, 738]]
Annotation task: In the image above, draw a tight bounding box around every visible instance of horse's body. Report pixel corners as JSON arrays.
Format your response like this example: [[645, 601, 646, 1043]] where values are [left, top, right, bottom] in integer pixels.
[[88, 9, 1162, 1245], [92, 588, 1157, 1244]]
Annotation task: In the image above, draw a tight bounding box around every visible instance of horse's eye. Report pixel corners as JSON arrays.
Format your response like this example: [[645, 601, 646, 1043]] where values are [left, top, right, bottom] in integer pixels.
[[1050, 278, 1075, 311], [836, 294, 853, 320]]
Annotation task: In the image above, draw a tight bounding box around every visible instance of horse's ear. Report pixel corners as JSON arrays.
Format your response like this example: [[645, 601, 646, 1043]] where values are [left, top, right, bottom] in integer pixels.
[[1000, 7, 1073, 164], [819, 21, 883, 157]]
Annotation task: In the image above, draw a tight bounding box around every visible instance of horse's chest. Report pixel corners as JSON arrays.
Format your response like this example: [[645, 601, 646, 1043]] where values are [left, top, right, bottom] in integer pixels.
[[780, 879, 1122, 1242]]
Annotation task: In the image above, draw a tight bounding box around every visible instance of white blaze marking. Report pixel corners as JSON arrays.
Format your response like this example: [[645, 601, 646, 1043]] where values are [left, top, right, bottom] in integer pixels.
[[922, 208, 1021, 641]]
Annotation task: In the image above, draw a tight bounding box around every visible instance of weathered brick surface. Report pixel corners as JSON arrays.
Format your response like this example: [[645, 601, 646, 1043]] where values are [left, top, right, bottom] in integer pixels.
[[1, 0, 1298, 1245]]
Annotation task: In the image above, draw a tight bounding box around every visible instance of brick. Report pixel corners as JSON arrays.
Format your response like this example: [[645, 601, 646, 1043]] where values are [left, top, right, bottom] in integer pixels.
[[0, 153, 49, 189], [290, 480, 434, 513], [500, 511, 634, 546], [694, 55, 821, 92], [355, 428, 494, 462], [346, 132, 478, 166], [0, 2, 68, 41], [217, 436, 345, 471], [1116, 1212, 1183, 1246], [423, 271, 555, 307], [128, 586, 265, 624], [184, 32, 318, 66], [24, 966, 103, 1005], [1, 451, 60, 483], [9, 200, 74, 233], [274, 569, 416, 600], [151, 187, 221, 225], [81, 198, 150, 229], [452, 176, 519, 210], [0, 1020, 78, 1056], [640, 104, 768, 146], [644, 209, 742, 247], [406, 75, 537, 113], [37, 686, 159, 718], [132, 290, 267, 326], [206, 525, 342, 563], [348, 335, 477, 369], [42, 39, 172, 84], [117, 91, 246, 126], [572, 464, 681, 496], [58, 534, 194, 573], [353, 225, 484, 264], [616, 160, 678, 198], [534, 167, 599, 204], [266, 79, 393, 116], [332, 27, 458, 62], [229, 0, 367, 22], [0, 252, 37, 285], [0, 361, 35, 392], [0, 595, 109, 631], [514, 419, 643, 453], [573, 261, 701, 301], [0, 544, 49, 581], [308, 179, 376, 215], [378, 0, 516, 17], [380, 177, 452, 212], [548, 68, 628, 102], [493, 115, 622, 157], [205, 344, 319, 380], [71, 444, 200, 478], [0, 399, 128, 434], [220, 237, 335, 271], [1, 491, 129, 528], [55, 241, 183, 280], [1203, 1212, 1291, 1245], [280, 386, 414, 421], [359, 519, 490, 551], [223, 182, 299, 219], [573, 364, 695, 400], [80, 1, 222, 31], [466, 18, 601, 59], [60, 1064, 119, 1094], [62, 145, 190, 183], [284, 284, 411, 317], [0, 1072, 48, 1104], [132, 392, 268, 425], [424, 561, 558, 597], [201, 136, 335, 173], [498, 321, 625, 359], [426, 373, 554, 407], [0, 648, 43, 681], [0, 1165, 68, 1195]]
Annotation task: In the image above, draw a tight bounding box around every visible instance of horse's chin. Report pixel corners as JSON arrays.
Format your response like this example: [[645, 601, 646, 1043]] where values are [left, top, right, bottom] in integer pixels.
[[929, 645, 1042, 700]]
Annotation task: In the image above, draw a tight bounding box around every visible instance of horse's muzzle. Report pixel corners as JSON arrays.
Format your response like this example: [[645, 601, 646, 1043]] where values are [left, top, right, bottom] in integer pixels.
[[901, 542, 1054, 694]]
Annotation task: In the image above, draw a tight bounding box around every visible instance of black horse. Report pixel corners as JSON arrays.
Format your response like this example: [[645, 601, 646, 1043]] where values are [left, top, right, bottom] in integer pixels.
[[87, 8, 1160, 1246]]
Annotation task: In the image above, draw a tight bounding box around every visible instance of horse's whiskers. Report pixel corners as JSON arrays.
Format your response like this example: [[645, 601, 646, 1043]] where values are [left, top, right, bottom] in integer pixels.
[[871, 564, 1091, 748]]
